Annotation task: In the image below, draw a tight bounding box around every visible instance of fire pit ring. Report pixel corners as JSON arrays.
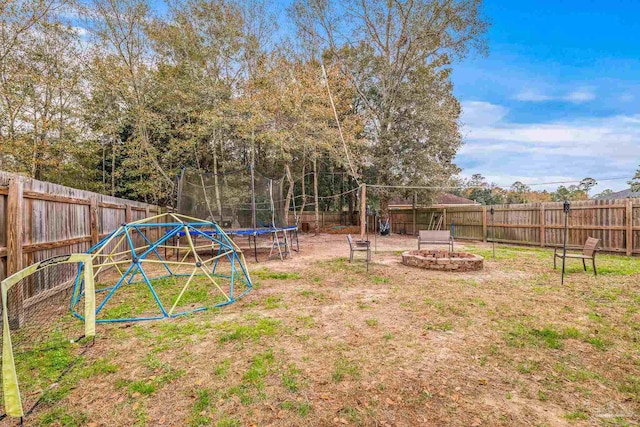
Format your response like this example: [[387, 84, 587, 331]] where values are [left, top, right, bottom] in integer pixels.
[[401, 250, 483, 272]]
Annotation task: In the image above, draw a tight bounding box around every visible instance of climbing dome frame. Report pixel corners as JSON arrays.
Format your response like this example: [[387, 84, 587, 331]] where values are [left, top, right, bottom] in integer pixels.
[[71, 213, 253, 322]]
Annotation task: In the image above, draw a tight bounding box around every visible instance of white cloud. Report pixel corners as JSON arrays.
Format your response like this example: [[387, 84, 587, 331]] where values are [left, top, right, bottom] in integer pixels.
[[564, 90, 596, 103], [456, 100, 640, 192], [514, 89, 552, 102], [620, 94, 635, 103], [513, 87, 596, 104], [72, 26, 88, 36], [460, 101, 508, 126]]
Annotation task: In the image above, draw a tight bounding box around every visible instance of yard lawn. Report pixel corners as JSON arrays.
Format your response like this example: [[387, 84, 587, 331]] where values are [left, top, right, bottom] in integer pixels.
[[5, 234, 640, 426]]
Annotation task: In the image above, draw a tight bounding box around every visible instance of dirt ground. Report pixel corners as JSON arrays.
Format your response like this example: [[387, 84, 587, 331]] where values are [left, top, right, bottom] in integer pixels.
[[6, 233, 640, 426]]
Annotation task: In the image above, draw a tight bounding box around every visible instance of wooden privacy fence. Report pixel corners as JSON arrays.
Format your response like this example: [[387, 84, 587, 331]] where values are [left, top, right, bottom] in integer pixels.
[[292, 211, 352, 228], [0, 171, 162, 292], [389, 198, 640, 255]]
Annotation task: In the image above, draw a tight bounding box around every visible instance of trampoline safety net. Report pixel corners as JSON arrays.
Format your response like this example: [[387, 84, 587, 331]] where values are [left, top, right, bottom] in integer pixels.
[[178, 167, 287, 229]]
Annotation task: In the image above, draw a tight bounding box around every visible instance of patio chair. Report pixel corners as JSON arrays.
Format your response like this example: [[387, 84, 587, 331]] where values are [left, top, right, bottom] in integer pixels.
[[554, 237, 600, 276], [347, 234, 370, 263]]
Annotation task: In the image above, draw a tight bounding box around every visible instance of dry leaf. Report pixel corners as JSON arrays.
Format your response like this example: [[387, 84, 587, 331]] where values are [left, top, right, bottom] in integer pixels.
[[451, 393, 459, 402], [132, 402, 139, 410]]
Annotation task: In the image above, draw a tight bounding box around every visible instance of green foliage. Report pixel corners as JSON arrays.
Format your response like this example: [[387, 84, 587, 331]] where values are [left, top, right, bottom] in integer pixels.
[[628, 166, 640, 192]]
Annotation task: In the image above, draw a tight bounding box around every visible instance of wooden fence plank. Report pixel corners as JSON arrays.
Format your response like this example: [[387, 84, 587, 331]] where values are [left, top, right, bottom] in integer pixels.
[[23, 190, 91, 205], [7, 178, 23, 275], [627, 199, 633, 256], [0, 171, 161, 316], [7, 177, 24, 326], [389, 197, 640, 254], [98, 201, 126, 210], [482, 207, 487, 242], [90, 196, 99, 247], [23, 236, 93, 253], [540, 205, 545, 247]]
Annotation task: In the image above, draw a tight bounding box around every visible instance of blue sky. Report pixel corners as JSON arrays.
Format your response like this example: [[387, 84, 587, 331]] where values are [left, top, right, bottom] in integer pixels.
[[81, 0, 640, 193], [454, 0, 640, 192]]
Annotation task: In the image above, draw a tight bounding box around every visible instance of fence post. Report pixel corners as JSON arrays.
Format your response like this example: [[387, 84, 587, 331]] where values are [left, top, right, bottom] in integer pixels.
[[540, 204, 546, 248], [626, 199, 633, 256], [442, 208, 447, 230], [90, 196, 99, 247], [7, 177, 24, 328], [412, 193, 417, 236], [156, 206, 162, 243], [125, 204, 132, 224], [482, 206, 487, 242]]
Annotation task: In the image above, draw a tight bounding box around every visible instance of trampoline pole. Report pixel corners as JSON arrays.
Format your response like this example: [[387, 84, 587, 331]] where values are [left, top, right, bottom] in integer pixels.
[[250, 136, 257, 231], [254, 234, 258, 263], [374, 213, 377, 254]]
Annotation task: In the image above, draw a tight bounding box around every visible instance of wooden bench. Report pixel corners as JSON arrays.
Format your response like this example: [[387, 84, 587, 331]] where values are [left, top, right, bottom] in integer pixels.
[[418, 230, 453, 251], [347, 234, 371, 263], [554, 237, 600, 276]]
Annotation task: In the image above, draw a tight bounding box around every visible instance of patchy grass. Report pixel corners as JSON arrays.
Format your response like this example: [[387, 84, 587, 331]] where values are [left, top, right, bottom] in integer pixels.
[[253, 269, 301, 280], [281, 363, 302, 392], [39, 407, 87, 426], [10, 236, 640, 426], [217, 317, 280, 343], [365, 318, 379, 327], [189, 388, 215, 427], [332, 356, 361, 383]]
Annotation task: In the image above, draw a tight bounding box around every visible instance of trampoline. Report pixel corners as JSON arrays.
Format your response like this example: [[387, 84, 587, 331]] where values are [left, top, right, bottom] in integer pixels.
[[169, 226, 299, 262], [177, 166, 301, 262]]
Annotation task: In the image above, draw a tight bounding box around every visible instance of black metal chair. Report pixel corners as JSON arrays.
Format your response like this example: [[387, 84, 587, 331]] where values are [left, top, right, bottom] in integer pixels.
[[347, 234, 370, 263]]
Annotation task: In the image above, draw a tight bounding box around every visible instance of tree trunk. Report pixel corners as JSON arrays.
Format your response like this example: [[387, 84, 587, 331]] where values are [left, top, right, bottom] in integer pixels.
[[348, 183, 354, 225], [313, 156, 319, 236], [284, 162, 294, 226], [212, 132, 223, 221], [298, 151, 307, 220], [102, 141, 106, 188], [380, 190, 390, 230], [111, 138, 117, 196]]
